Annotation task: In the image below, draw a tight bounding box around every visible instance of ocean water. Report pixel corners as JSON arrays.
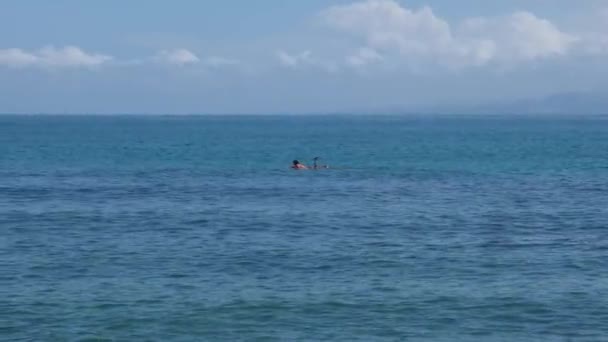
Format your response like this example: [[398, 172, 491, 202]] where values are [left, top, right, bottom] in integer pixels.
[[1, 114, 607, 341]]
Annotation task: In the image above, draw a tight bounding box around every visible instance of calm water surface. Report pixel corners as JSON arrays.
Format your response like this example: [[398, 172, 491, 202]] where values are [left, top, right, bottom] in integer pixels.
[[1, 115, 607, 341]]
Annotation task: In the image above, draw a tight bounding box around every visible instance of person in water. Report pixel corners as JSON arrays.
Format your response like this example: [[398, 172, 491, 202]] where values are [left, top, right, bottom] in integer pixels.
[[292, 158, 329, 170], [292, 160, 308, 169]]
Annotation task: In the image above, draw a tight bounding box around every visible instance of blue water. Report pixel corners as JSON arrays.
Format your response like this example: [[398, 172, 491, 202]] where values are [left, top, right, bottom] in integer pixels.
[[1, 115, 608, 341]]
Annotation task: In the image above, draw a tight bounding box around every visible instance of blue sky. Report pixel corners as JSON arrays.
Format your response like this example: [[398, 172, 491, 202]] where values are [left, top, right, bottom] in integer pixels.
[[1, 0, 607, 114]]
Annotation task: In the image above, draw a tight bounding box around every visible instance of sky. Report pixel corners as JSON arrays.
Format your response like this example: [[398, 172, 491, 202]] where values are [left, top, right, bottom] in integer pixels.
[[1, 0, 608, 114]]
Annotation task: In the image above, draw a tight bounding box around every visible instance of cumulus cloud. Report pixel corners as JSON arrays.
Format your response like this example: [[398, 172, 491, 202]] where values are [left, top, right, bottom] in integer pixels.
[[155, 48, 200, 66], [322, 0, 452, 55], [460, 12, 577, 61], [0, 46, 112, 68], [320, 0, 577, 68]]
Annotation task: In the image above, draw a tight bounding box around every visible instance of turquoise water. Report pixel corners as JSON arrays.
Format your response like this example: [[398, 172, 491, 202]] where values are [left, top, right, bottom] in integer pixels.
[[1, 115, 608, 341]]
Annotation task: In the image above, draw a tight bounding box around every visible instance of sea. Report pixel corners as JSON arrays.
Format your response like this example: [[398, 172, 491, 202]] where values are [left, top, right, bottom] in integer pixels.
[[1, 114, 607, 341]]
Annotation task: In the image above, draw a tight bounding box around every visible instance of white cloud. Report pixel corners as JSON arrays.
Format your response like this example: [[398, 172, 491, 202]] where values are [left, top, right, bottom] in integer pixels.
[[322, 0, 452, 56], [321, 0, 577, 68], [347, 47, 383, 67], [39, 46, 113, 67], [460, 12, 577, 61], [155, 48, 200, 66], [0, 48, 39, 67], [1, 46, 242, 71], [0, 46, 112, 68], [154, 50, 242, 70], [277, 50, 312, 67]]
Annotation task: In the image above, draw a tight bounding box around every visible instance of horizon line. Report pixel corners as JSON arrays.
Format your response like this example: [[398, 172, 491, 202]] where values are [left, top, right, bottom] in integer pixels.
[[2, 112, 608, 117]]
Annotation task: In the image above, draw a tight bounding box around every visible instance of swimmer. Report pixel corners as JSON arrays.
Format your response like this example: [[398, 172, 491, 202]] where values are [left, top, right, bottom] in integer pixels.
[[291, 160, 308, 169]]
